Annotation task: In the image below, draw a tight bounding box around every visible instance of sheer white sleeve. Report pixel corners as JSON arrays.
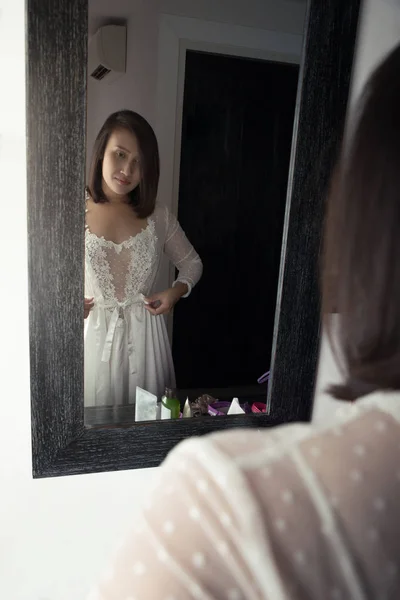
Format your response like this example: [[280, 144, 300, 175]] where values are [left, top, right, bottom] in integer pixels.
[[163, 206, 203, 297], [87, 433, 286, 600]]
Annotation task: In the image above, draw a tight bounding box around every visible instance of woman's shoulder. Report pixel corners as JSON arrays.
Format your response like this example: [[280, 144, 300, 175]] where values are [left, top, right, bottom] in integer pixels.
[[152, 202, 169, 218], [90, 400, 400, 600], [151, 203, 174, 231], [166, 422, 311, 473], [163, 393, 400, 475]]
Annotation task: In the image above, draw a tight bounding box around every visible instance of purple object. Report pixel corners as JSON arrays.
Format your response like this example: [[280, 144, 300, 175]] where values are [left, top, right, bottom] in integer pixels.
[[208, 405, 225, 416], [208, 401, 252, 416], [257, 370, 270, 385], [208, 401, 229, 416]]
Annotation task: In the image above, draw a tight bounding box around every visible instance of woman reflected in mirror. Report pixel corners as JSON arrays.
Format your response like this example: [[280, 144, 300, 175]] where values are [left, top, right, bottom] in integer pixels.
[[84, 110, 202, 407]]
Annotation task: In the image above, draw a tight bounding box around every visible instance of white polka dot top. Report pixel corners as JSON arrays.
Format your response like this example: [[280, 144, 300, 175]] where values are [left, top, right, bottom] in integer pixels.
[[88, 391, 400, 600]]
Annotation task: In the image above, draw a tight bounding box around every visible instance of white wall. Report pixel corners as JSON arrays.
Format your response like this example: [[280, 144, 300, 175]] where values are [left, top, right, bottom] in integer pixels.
[[86, 0, 307, 174], [312, 0, 400, 425]]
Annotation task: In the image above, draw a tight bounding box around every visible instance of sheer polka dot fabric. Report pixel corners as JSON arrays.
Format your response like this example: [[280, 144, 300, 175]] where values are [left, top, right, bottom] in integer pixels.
[[88, 392, 400, 599]]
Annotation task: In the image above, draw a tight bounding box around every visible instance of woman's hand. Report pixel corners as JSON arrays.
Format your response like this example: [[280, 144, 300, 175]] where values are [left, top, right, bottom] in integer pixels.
[[144, 284, 187, 316], [84, 297, 94, 319]]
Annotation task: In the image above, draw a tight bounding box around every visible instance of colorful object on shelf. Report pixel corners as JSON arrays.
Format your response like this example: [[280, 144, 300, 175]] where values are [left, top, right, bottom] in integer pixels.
[[186, 394, 254, 417], [208, 401, 251, 416], [135, 386, 157, 421], [227, 397, 245, 415], [251, 402, 267, 413], [190, 394, 215, 417], [257, 371, 270, 385], [161, 387, 180, 419], [182, 397, 191, 418]]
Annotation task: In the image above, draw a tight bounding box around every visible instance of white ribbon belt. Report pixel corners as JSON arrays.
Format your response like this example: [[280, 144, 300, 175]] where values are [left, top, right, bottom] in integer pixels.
[[98, 294, 144, 375]]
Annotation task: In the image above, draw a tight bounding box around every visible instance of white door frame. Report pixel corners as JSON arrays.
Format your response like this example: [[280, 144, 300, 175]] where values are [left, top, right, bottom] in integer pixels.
[[155, 14, 303, 339]]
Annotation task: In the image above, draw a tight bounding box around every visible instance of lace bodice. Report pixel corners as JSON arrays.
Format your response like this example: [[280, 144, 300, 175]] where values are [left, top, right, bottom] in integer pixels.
[[85, 204, 202, 307], [85, 220, 157, 305]]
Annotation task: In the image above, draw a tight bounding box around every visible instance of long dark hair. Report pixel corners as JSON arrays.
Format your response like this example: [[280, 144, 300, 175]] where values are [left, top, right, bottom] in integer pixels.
[[87, 110, 160, 218], [322, 43, 400, 400]]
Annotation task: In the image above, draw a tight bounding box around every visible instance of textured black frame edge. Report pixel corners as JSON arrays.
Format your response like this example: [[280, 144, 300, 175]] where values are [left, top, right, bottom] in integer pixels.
[[27, 0, 88, 477], [27, 0, 361, 478], [267, 0, 361, 419]]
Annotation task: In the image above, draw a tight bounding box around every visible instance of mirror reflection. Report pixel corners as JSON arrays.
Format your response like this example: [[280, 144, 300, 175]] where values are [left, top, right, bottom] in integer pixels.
[[84, 0, 307, 426]]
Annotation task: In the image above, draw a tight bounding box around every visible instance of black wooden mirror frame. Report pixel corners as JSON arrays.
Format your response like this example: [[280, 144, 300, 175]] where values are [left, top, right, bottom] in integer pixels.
[[27, 0, 361, 477]]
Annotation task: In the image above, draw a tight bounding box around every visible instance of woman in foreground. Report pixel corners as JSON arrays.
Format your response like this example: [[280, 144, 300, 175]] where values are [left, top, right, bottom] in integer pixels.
[[88, 45, 400, 600]]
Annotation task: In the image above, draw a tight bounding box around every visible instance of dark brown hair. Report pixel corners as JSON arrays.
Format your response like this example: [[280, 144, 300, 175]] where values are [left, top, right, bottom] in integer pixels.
[[322, 43, 400, 401], [87, 110, 160, 218]]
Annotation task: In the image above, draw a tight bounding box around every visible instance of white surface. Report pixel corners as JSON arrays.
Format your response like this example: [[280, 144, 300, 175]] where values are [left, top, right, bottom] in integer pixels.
[[88, 24, 127, 84]]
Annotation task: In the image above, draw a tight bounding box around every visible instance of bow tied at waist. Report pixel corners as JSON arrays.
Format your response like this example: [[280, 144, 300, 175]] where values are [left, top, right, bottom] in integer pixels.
[[96, 294, 146, 375]]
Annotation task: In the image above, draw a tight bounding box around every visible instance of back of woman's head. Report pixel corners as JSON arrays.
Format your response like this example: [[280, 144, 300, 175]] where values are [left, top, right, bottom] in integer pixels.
[[323, 43, 400, 401]]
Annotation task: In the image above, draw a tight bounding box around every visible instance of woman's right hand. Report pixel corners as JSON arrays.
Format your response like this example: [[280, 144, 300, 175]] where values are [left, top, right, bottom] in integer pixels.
[[84, 297, 94, 319]]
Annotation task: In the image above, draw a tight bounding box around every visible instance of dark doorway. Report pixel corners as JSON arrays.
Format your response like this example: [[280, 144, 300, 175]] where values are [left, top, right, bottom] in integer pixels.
[[172, 50, 299, 399]]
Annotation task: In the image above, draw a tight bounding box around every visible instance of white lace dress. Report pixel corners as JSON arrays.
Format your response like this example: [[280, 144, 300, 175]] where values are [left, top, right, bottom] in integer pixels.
[[84, 203, 202, 407]]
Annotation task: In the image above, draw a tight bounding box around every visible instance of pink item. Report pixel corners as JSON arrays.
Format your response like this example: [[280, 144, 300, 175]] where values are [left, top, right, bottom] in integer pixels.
[[252, 402, 267, 414]]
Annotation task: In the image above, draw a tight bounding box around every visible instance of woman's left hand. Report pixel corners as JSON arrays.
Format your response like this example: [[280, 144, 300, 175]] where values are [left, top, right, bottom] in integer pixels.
[[143, 287, 182, 316]]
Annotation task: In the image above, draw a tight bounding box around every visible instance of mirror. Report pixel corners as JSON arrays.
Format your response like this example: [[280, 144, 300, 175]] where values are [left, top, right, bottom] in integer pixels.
[[84, 0, 307, 426], [28, 0, 361, 476]]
